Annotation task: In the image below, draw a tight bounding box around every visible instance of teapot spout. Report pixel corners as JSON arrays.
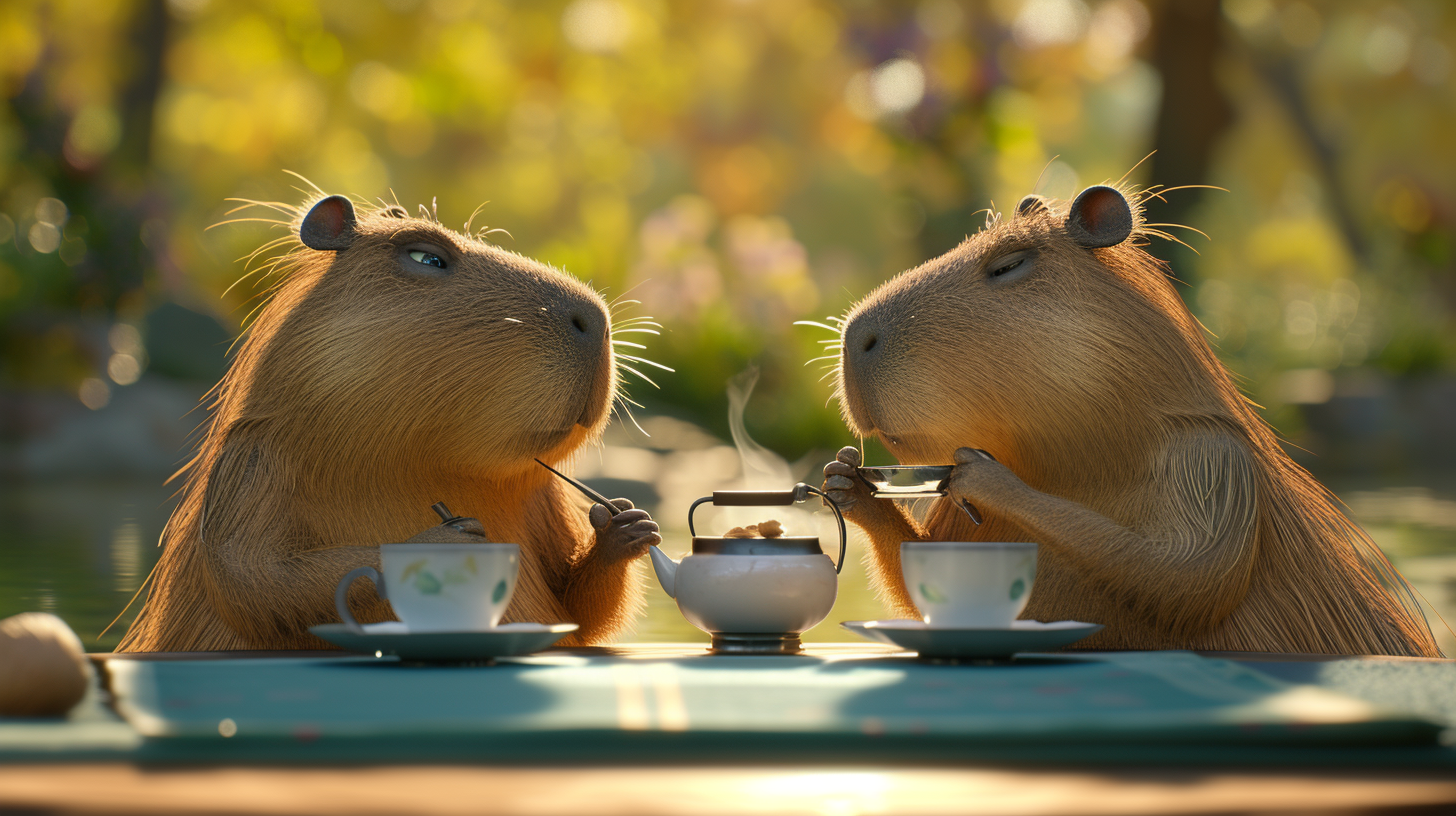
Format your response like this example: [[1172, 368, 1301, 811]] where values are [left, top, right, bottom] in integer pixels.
[[647, 545, 679, 599]]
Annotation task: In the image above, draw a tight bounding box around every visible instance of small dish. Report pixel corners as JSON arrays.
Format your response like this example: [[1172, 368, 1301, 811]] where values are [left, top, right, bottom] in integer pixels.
[[308, 621, 578, 661], [855, 465, 954, 498], [841, 619, 1102, 659]]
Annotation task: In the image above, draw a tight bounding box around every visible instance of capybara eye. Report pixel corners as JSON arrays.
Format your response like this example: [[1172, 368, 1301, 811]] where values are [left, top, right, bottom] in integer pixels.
[[988, 252, 1029, 279], [408, 250, 447, 270]]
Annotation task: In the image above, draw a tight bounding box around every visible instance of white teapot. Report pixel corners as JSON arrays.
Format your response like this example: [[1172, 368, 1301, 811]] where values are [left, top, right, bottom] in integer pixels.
[[647, 483, 847, 654]]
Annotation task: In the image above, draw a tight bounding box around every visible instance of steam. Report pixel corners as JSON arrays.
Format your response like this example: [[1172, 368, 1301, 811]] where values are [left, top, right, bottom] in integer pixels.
[[717, 367, 838, 547], [727, 367, 794, 489]]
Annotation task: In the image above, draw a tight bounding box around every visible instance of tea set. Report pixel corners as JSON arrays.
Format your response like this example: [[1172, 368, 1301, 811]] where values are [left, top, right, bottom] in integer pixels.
[[309, 462, 1102, 661]]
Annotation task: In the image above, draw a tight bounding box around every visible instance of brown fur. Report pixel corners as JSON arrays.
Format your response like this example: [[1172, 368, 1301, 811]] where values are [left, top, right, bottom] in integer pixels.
[[119, 194, 647, 652], [826, 188, 1440, 657]]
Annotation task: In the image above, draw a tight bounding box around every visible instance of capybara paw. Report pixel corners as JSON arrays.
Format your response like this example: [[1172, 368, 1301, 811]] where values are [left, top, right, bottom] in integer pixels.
[[823, 445, 876, 515], [947, 447, 1023, 508], [591, 499, 661, 562]]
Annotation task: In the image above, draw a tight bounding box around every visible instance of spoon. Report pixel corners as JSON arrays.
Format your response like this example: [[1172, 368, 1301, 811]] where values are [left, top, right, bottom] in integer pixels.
[[535, 459, 620, 517]]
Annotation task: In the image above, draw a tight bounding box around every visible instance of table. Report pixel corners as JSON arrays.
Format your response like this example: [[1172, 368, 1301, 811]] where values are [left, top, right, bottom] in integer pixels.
[[1, 645, 1453, 815]]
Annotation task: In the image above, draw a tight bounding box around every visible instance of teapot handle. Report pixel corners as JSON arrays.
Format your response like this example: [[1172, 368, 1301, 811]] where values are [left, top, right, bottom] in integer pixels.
[[802, 484, 847, 574], [686, 483, 848, 574], [710, 488, 801, 506]]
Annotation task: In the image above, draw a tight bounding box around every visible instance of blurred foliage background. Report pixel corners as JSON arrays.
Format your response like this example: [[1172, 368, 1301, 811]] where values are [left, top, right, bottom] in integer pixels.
[[2, 0, 1455, 648], [2, 0, 1452, 458]]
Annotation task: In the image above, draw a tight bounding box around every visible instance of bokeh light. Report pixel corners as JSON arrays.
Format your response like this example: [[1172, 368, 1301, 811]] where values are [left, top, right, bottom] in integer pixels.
[[2, 0, 1455, 651]]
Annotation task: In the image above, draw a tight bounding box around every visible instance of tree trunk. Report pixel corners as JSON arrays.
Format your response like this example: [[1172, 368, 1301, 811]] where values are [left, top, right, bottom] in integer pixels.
[[1146, 0, 1235, 293]]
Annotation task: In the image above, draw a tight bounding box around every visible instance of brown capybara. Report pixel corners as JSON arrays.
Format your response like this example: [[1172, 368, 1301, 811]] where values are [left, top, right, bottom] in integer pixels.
[[118, 193, 660, 652], [822, 184, 1440, 656]]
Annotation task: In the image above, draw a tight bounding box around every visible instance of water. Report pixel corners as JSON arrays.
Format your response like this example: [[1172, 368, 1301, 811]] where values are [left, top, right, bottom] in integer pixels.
[[2, 471, 1452, 655], [0, 480, 175, 651]]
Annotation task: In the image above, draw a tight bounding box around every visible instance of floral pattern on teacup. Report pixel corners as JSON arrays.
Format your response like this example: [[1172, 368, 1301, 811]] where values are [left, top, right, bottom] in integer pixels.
[[1009, 577, 1026, 601], [919, 583, 948, 603], [400, 557, 480, 596]]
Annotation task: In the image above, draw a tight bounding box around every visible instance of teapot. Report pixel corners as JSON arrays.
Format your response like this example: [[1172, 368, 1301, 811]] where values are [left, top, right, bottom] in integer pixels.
[[648, 483, 847, 654]]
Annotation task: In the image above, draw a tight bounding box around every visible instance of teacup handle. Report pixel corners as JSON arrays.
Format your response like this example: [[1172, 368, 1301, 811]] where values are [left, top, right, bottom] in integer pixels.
[[335, 566, 386, 634]]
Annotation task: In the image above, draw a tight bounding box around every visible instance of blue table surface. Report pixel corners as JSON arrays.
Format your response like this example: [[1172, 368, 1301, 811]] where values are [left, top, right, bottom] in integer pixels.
[[1, 645, 1453, 767]]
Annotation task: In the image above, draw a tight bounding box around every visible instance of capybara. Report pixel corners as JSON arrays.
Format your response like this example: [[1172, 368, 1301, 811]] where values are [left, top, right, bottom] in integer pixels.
[[118, 193, 660, 652], [822, 184, 1439, 656]]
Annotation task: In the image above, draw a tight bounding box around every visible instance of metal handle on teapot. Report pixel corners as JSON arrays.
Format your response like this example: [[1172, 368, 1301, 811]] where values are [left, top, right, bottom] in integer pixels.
[[686, 483, 848, 574]]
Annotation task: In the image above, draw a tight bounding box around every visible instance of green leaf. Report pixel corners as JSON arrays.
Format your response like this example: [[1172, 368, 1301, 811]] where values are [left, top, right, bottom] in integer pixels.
[[918, 583, 947, 603], [413, 570, 442, 595], [1009, 578, 1026, 601], [401, 560, 427, 582]]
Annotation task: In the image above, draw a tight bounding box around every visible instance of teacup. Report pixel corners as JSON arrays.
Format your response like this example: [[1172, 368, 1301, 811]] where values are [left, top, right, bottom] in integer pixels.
[[334, 542, 520, 633], [900, 541, 1037, 628]]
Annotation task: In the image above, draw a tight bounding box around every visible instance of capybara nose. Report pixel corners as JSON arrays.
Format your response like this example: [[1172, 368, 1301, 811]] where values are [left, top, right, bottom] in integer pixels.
[[562, 294, 608, 351], [842, 310, 887, 379]]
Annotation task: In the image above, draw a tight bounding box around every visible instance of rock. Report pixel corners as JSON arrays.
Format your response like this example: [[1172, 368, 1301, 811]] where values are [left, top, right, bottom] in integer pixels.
[[0, 612, 91, 717], [8, 375, 207, 478]]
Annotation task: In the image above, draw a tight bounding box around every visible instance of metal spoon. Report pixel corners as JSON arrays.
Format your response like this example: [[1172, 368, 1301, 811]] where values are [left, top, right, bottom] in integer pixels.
[[535, 459, 620, 516]]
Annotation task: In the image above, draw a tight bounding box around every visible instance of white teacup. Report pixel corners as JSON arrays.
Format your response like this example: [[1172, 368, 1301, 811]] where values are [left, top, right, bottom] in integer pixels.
[[335, 542, 520, 633], [900, 541, 1037, 628]]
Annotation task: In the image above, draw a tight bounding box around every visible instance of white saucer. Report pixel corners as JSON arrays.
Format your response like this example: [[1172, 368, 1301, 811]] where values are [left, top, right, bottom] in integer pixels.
[[308, 621, 578, 661], [841, 619, 1103, 659]]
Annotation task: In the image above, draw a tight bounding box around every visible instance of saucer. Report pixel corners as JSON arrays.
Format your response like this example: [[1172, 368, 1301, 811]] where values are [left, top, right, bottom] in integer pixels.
[[308, 621, 578, 661], [841, 619, 1102, 659]]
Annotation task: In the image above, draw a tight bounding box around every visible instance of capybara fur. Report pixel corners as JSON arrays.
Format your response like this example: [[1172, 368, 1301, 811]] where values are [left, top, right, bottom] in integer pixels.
[[0, 613, 91, 717], [118, 193, 660, 652], [823, 184, 1440, 656]]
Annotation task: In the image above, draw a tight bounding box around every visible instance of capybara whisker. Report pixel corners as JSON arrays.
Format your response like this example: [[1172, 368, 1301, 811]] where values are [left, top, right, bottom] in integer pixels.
[[792, 319, 843, 334], [221, 197, 297, 217], [617, 363, 661, 389], [207, 216, 291, 231], [1115, 151, 1157, 185], [1143, 222, 1213, 240], [615, 398, 649, 436], [280, 169, 327, 195], [606, 280, 649, 307], [616, 354, 674, 372], [1146, 229, 1201, 255], [463, 201, 490, 234]]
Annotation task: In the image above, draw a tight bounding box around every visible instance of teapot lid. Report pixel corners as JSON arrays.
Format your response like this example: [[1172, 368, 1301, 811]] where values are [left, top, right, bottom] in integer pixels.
[[686, 483, 847, 574], [690, 536, 824, 557]]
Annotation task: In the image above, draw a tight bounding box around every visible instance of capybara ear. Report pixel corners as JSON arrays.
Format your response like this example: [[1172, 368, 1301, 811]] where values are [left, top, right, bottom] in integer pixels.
[[1066, 185, 1133, 248], [300, 195, 357, 251], [1016, 194, 1049, 217]]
